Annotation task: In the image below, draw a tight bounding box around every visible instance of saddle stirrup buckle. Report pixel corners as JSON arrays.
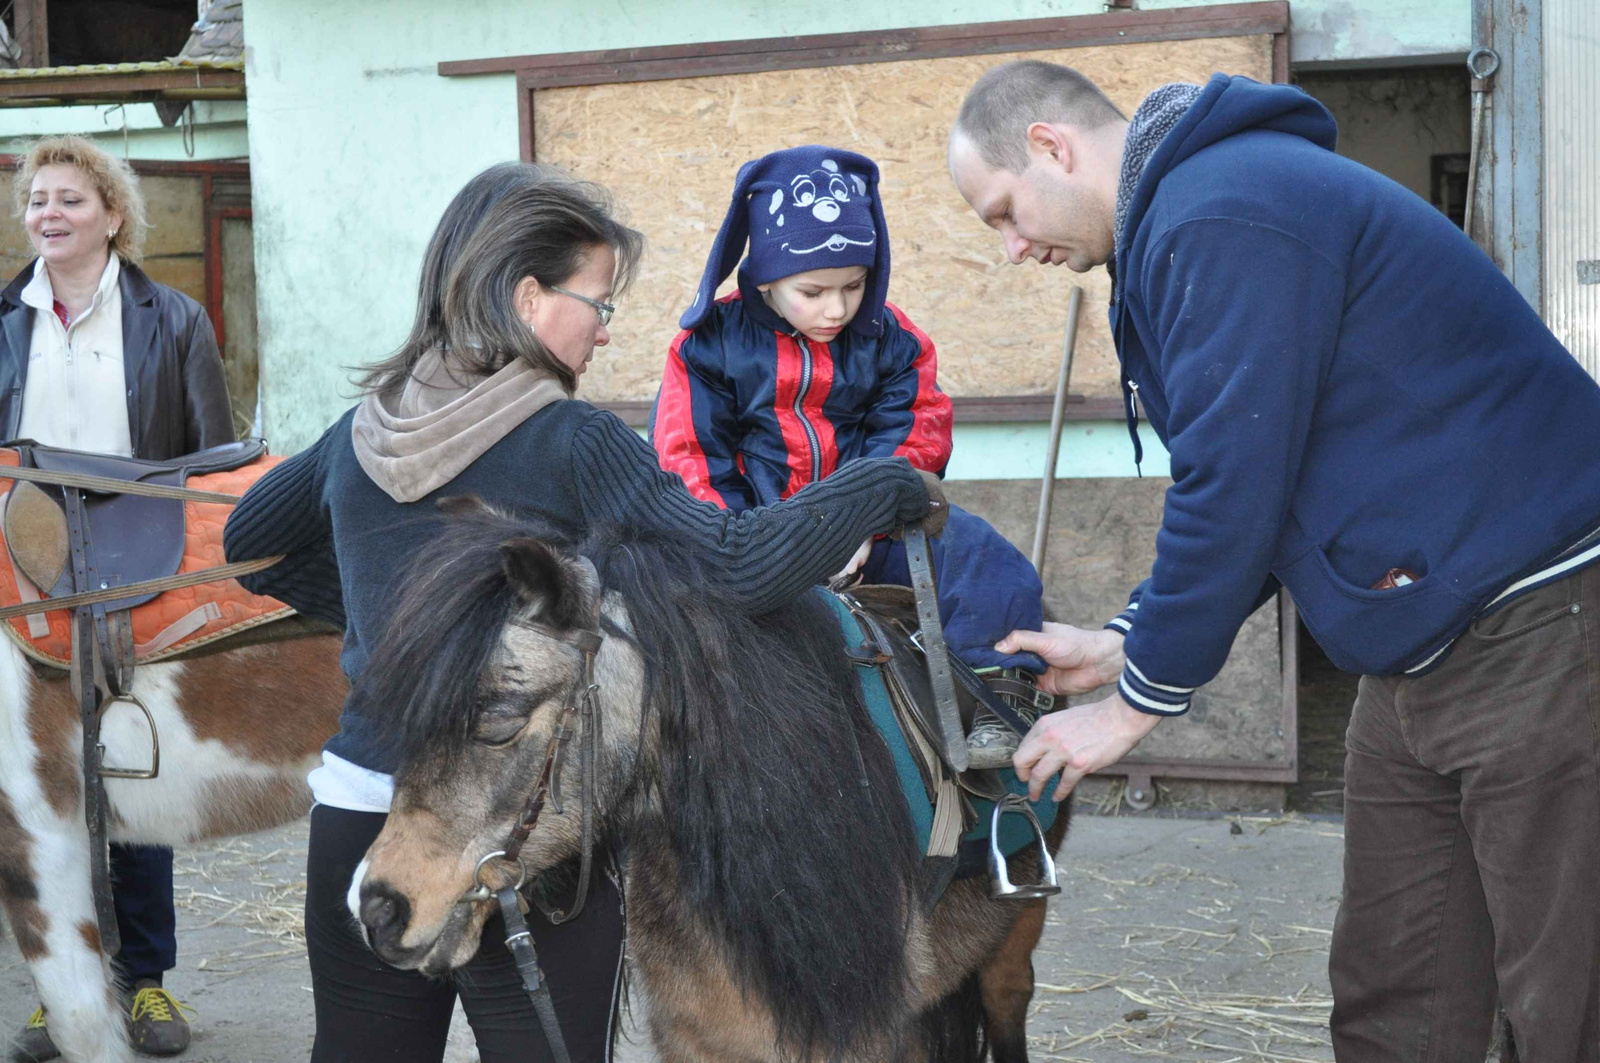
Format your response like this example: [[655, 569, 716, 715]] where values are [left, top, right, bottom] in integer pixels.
[[989, 794, 1061, 900], [97, 692, 160, 780]]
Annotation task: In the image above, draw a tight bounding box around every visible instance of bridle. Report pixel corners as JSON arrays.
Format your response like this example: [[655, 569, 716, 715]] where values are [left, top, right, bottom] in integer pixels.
[[459, 608, 606, 1063]]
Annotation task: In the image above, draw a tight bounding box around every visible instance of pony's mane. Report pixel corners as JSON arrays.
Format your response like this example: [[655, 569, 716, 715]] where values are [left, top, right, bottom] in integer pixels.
[[360, 504, 924, 1057]]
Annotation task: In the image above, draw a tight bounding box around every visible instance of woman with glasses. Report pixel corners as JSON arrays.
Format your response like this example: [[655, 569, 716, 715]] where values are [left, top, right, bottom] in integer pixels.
[[222, 162, 941, 1062]]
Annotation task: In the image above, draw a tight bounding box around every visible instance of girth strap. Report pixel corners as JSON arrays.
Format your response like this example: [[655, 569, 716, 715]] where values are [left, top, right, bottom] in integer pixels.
[[0, 556, 282, 621], [0, 464, 244, 504]]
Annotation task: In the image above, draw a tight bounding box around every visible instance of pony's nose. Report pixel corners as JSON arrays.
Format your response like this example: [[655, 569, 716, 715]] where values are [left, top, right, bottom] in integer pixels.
[[359, 882, 411, 949]]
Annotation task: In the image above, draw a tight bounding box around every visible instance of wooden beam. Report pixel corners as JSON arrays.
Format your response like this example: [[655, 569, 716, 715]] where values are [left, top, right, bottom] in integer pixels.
[[14, 0, 48, 69], [0, 154, 249, 178], [441, 2, 1289, 87], [0, 68, 244, 103]]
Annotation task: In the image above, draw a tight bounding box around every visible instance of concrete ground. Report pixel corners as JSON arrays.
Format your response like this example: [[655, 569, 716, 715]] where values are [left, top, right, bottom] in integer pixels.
[[2, 811, 1343, 1062]]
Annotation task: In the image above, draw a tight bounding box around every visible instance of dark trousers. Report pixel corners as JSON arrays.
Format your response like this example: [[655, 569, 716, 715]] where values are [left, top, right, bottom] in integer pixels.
[[861, 504, 1045, 673], [109, 843, 177, 987], [1330, 565, 1600, 1060], [305, 805, 625, 1063]]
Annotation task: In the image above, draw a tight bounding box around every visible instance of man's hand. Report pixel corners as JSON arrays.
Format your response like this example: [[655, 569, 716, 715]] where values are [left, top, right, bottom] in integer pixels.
[[996, 622, 1125, 696], [1014, 692, 1161, 802]]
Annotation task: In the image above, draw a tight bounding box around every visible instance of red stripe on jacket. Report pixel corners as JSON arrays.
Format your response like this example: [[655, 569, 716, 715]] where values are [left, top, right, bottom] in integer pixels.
[[887, 304, 953, 474], [655, 331, 725, 508], [803, 339, 840, 484], [771, 333, 812, 499]]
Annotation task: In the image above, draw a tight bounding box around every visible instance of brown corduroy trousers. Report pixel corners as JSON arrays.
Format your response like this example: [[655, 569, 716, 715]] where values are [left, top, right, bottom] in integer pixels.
[[1330, 565, 1600, 1060]]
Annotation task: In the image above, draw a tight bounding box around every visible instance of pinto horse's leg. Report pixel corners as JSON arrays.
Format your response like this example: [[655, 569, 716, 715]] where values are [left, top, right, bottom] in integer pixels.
[[0, 653, 130, 1063], [10, 815, 131, 1063]]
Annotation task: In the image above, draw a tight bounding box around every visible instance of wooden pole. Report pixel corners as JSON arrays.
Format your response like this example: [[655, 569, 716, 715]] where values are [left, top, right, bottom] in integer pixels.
[[1030, 286, 1083, 574], [15, 0, 47, 68]]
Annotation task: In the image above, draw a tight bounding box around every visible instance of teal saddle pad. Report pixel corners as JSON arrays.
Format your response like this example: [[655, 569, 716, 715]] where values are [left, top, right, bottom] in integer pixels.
[[820, 591, 1059, 858]]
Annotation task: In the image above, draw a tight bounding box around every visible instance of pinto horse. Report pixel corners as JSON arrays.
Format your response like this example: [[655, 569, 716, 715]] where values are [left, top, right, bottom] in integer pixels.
[[0, 629, 344, 1063], [351, 499, 1068, 1063]]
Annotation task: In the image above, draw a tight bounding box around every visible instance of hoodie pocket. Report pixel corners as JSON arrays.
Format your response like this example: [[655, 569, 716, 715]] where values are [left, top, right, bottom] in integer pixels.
[[1280, 546, 1471, 675]]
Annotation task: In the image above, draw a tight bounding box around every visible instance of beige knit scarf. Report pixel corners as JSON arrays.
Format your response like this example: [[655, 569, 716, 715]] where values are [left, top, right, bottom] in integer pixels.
[[351, 350, 568, 503]]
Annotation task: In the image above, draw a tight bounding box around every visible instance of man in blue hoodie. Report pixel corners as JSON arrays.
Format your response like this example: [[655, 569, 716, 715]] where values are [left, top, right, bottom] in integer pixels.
[[949, 60, 1600, 1059]]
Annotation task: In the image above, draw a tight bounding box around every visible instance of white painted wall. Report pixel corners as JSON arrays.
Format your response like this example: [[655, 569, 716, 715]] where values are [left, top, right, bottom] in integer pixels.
[[235, 0, 1465, 460]]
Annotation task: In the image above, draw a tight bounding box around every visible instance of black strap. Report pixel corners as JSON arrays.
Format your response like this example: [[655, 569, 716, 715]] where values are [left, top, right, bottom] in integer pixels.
[[496, 886, 572, 1063], [902, 524, 968, 773], [947, 654, 1038, 739], [64, 489, 121, 957]]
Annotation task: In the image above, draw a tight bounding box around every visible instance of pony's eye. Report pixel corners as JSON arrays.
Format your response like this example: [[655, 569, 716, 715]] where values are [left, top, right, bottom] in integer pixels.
[[474, 712, 531, 747]]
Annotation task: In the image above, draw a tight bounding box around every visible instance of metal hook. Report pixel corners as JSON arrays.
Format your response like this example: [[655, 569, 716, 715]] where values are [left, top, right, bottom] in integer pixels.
[[1467, 46, 1501, 81]]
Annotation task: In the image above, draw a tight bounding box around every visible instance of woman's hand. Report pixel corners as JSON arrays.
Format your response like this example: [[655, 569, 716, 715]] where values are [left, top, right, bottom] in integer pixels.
[[995, 622, 1125, 696], [915, 469, 948, 536]]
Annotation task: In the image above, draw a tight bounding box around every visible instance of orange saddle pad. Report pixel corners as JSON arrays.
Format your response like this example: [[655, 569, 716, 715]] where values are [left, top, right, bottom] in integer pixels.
[[0, 449, 294, 668]]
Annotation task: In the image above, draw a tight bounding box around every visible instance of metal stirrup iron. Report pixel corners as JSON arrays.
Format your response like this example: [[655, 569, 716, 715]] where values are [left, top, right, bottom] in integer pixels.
[[988, 794, 1061, 901]]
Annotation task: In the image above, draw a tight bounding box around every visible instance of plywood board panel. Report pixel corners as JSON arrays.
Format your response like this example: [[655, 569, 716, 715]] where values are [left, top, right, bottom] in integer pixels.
[[535, 33, 1273, 404]]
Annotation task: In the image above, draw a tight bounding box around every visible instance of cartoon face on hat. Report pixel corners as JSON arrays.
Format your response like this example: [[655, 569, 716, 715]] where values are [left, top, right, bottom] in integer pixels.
[[759, 157, 876, 258], [682, 145, 892, 338]]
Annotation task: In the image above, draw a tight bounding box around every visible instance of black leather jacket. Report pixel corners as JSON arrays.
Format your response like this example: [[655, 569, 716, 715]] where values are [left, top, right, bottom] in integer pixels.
[[0, 258, 233, 461]]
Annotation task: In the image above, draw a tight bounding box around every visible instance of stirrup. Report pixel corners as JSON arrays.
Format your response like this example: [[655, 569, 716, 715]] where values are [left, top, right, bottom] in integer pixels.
[[988, 794, 1061, 900]]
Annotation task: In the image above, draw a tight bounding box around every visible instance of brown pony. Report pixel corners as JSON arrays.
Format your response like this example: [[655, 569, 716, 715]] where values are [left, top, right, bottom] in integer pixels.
[[351, 500, 1067, 1062], [0, 630, 345, 1063]]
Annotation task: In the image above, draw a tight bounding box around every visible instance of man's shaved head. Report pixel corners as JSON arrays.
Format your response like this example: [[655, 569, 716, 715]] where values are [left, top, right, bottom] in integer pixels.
[[952, 60, 1126, 174]]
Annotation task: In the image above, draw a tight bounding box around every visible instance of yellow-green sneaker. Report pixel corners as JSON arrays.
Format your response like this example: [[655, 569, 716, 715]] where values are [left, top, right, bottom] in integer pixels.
[[10, 1007, 58, 1063], [127, 982, 193, 1057]]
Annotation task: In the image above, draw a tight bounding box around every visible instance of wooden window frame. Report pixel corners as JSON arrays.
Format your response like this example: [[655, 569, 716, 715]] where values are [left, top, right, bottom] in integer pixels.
[[440, 2, 1290, 427]]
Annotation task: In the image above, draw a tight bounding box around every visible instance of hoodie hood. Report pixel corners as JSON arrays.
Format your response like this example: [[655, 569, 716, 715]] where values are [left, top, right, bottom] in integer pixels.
[[1117, 74, 1338, 264], [351, 349, 568, 503]]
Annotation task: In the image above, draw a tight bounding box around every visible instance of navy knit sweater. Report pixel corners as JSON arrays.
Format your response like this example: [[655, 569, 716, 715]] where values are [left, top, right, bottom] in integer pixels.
[[223, 400, 929, 772]]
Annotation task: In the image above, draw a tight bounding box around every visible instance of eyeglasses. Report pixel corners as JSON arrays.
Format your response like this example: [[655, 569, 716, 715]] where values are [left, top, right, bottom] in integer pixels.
[[549, 285, 615, 326]]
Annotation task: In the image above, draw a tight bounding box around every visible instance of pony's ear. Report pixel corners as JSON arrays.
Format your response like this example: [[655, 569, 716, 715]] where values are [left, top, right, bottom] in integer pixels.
[[437, 494, 494, 518], [499, 537, 592, 627]]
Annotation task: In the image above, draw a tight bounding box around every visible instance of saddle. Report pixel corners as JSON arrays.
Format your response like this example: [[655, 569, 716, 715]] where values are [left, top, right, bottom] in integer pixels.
[[0, 440, 292, 960], [3, 440, 267, 611], [829, 581, 1060, 902]]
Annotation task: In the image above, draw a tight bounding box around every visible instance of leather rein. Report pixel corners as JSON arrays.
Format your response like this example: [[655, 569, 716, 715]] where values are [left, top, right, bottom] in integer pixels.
[[459, 615, 606, 1063]]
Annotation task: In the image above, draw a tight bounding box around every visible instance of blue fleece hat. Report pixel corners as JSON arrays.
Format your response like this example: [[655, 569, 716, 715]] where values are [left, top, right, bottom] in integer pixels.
[[680, 145, 890, 336]]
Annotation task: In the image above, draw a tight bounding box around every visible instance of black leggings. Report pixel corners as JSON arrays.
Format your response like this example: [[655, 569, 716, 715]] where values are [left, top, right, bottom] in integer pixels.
[[304, 805, 625, 1063]]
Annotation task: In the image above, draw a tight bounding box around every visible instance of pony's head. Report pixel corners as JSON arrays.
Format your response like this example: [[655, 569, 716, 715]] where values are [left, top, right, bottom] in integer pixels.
[[349, 497, 642, 975], [351, 498, 927, 1055]]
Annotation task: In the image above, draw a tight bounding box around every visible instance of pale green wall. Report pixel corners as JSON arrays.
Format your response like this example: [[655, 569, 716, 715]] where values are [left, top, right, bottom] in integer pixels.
[[244, 0, 1468, 457], [0, 101, 248, 160]]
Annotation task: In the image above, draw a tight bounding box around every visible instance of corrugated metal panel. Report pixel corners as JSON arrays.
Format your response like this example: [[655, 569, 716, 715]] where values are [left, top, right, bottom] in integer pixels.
[[1544, 0, 1600, 378]]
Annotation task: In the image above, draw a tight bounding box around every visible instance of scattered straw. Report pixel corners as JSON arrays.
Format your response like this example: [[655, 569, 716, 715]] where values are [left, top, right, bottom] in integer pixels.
[[172, 838, 308, 978]]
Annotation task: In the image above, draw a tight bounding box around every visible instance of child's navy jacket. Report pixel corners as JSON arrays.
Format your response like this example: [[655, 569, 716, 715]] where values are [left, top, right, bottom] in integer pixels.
[[652, 272, 952, 511], [1109, 74, 1600, 714]]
